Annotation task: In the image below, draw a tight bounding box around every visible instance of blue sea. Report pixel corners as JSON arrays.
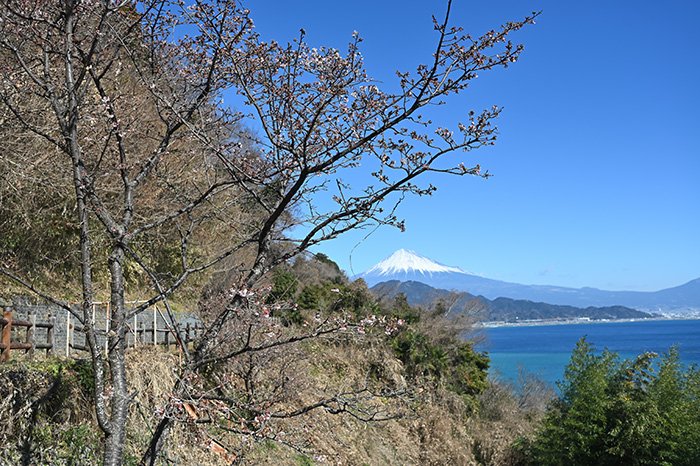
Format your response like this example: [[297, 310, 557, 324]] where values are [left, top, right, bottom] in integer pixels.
[[475, 319, 700, 387]]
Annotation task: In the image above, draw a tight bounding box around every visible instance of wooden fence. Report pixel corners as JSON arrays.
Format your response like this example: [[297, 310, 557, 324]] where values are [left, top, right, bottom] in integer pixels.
[[0, 308, 54, 362], [0, 306, 203, 362]]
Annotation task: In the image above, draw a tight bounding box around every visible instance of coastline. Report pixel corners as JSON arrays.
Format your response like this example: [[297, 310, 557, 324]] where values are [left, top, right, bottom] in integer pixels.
[[476, 315, 700, 329]]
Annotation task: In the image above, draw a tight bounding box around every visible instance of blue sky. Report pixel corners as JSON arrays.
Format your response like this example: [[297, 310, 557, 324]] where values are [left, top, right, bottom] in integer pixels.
[[238, 0, 699, 292]]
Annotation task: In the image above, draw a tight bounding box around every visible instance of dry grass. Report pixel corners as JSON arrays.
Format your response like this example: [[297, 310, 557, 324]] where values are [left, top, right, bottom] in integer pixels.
[[125, 346, 234, 465], [236, 339, 481, 465], [467, 379, 553, 466], [0, 337, 552, 465], [118, 338, 484, 465]]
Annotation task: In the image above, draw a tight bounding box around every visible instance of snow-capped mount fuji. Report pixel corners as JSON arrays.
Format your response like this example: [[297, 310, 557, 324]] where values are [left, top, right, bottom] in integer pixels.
[[357, 249, 519, 295], [363, 249, 466, 276], [357, 249, 481, 290], [357, 249, 700, 312]]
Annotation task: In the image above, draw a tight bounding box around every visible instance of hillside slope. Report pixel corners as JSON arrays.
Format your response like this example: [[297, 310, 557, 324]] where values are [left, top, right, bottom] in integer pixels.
[[0, 342, 540, 465]]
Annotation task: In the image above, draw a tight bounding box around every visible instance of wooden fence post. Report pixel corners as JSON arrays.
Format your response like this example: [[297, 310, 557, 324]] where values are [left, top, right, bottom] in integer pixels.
[[26, 314, 36, 358], [153, 307, 157, 345], [1, 308, 12, 362], [66, 311, 71, 357], [47, 316, 54, 356], [133, 314, 138, 347]]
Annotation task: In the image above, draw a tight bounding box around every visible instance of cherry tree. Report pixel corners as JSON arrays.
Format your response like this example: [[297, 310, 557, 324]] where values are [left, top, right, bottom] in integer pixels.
[[0, 0, 536, 464]]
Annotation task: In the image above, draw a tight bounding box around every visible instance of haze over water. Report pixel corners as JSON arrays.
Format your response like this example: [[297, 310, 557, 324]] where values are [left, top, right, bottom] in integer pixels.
[[477, 319, 700, 387]]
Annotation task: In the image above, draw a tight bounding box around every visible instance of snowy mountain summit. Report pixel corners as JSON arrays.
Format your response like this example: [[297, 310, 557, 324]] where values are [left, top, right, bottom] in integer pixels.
[[364, 249, 466, 276], [357, 249, 477, 289]]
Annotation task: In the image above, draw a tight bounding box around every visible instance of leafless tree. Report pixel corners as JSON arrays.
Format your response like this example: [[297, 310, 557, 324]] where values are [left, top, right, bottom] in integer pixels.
[[0, 1, 536, 464]]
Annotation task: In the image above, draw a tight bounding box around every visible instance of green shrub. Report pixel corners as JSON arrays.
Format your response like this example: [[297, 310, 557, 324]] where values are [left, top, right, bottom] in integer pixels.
[[269, 268, 298, 302], [524, 339, 700, 466], [391, 328, 489, 402], [386, 293, 421, 324]]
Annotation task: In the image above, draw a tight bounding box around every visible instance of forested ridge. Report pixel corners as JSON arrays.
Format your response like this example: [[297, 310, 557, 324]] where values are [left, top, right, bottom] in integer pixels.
[[370, 280, 654, 322]]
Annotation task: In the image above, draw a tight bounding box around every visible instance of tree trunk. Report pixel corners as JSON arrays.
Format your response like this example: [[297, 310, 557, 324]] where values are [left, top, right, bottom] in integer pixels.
[[140, 416, 172, 466], [62, 0, 114, 452], [140, 373, 190, 465], [103, 245, 130, 466]]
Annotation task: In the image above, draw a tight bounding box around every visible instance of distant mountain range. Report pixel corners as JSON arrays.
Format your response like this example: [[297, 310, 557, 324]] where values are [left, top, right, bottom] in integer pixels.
[[357, 249, 700, 312], [371, 280, 654, 323]]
